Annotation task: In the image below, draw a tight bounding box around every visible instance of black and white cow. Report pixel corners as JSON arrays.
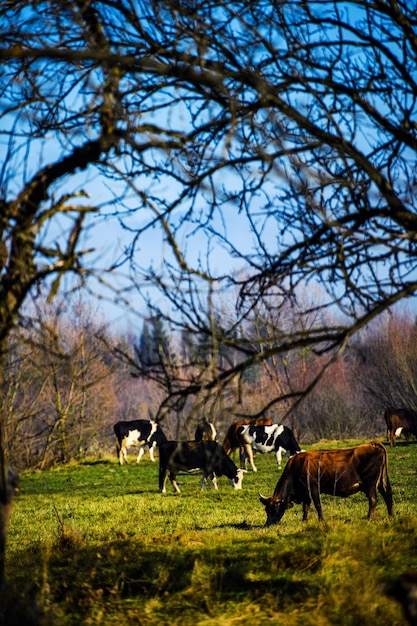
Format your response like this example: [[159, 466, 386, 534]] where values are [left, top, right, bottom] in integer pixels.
[[194, 419, 217, 442], [159, 440, 245, 493], [113, 419, 167, 465], [237, 423, 302, 471]]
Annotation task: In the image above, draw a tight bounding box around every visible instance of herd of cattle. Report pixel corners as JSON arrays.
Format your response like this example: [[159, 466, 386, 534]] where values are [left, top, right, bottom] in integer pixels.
[[113, 406, 417, 525]]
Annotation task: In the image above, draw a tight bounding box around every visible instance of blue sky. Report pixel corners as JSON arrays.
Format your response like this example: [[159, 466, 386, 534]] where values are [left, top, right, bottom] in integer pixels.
[[3, 1, 417, 337]]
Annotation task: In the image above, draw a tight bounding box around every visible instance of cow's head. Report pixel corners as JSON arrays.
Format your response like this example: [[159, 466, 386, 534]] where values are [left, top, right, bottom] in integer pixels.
[[229, 468, 246, 490], [259, 493, 293, 526]]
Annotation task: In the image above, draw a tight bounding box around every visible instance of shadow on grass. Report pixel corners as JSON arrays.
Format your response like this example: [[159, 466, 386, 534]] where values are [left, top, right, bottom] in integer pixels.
[[390, 441, 417, 448], [2, 531, 322, 625], [195, 520, 258, 531], [78, 459, 115, 466]]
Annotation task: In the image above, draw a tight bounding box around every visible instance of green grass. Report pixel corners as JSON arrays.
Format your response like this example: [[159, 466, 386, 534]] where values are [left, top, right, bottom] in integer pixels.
[[3, 440, 417, 625]]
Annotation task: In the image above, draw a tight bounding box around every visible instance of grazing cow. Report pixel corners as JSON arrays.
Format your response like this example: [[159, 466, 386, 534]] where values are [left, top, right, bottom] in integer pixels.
[[384, 407, 417, 447], [237, 423, 302, 471], [194, 419, 217, 442], [159, 440, 245, 493], [259, 442, 393, 525], [113, 419, 167, 465], [223, 417, 273, 457]]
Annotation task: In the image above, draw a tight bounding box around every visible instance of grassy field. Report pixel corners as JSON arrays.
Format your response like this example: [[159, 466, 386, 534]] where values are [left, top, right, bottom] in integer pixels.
[[3, 439, 417, 625]]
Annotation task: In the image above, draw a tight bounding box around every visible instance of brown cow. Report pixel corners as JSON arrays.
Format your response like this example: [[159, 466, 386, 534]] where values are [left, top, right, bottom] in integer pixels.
[[223, 417, 273, 457], [259, 442, 393, 525], [384, 407, 417, 447]]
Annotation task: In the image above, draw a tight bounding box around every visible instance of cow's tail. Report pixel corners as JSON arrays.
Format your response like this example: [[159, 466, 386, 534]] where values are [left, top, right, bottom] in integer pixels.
[[371, 441, 389, 485], [384, 407, 393, 427], [113, 425, 121, 458], [372, 441, 393, 514], [289, 428, 302, 454], [381, 445, 390, 493]]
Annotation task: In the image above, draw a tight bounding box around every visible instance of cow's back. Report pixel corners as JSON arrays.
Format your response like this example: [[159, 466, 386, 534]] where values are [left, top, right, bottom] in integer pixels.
[[160, 440, 235, 474], [281, 442, 387, 495], [114, 419, 149, 440], [263, 441, 392, 523], [241, 423, 282, 446], [223, 417, 273, 454], [385, 407, 417, 428]]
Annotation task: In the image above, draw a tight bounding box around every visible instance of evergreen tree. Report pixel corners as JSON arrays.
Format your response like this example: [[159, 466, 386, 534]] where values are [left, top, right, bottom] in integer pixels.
[[137, 318, 171, 373]]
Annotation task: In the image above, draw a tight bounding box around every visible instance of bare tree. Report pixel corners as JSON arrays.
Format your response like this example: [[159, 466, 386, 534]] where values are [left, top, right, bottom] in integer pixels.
[[1, 0, 417, 577], [25, 297, 120, 467], [361, 310, 417, 415], [0, 296, 120, 469], [78, 0, 417, 418], [1, 0, 416, 410]]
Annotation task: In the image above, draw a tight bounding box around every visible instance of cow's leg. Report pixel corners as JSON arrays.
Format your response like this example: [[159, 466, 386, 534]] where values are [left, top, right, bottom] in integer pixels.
[[160, 470, 168, 493], [170, 471, 181, 493], [159, 467, 168, 493], [148, 442, 157, 462], [310, 489, 324, 521], [120, 442, 128, 465], [275, 446, 284, 469], [201, 473, 207, 490], [302, 500, 311, 521], [387, 428, 393, 447], [388, 428, 395, 447], [378, 478, 394, 516], [116, 441, 122, 465], [159, 464, 169, 493], [210, 473, 218, 490], [136, 445, 145, 463], [239, 447, 247, 470], [366, 487, 378, 519], [243, 444, 257, 472]]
